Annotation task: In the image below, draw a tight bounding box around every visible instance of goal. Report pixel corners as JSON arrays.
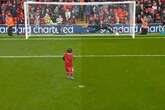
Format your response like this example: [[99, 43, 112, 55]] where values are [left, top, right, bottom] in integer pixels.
[[24, 1, 136, 39]]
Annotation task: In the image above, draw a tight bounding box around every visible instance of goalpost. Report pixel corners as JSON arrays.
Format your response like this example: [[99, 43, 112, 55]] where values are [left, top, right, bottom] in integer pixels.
[[24, 1, 136, 39]]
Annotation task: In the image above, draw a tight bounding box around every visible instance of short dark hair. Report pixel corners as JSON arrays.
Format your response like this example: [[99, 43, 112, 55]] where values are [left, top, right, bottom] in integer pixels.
[[67, 48, 72, 53]]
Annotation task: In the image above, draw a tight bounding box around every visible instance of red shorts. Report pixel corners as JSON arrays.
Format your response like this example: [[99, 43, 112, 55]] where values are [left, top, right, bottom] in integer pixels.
[[65, 66, 74, 74]]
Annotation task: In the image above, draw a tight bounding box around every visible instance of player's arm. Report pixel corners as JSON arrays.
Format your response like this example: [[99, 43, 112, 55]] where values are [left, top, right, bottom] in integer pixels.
[[63, 56, 65, 61], [63, 54, 65, 61]]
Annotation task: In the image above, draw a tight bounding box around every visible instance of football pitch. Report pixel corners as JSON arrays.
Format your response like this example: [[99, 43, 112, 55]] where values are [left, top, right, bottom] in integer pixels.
[[0, 35, 165, 110]]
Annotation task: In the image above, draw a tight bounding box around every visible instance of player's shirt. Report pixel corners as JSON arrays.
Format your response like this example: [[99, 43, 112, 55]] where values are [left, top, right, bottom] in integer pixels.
[[141, 18, 148, 28], [5, 16, 15, 27], [64, 52, 73, 67]]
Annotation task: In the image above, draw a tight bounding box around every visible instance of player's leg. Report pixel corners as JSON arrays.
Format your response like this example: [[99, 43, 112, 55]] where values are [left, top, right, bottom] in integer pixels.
[[10, 26, 13, 36], [103, 25, 113, 33], [7, 27, 11, 36], [107, 25, 113, 33], [66, 66, 74, 79]]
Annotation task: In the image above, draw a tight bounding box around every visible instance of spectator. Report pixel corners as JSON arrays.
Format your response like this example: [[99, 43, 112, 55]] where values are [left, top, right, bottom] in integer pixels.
[[65, 9, 71, 23], [161, 9, 165, 25], [44, 13, 53, 24], [11, 4, 17, 17], [155, 12, 161, 23], [56, 15, 63, 24]]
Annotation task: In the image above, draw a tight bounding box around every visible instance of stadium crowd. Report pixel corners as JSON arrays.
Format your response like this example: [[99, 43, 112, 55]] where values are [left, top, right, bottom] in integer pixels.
[[0, 0, 165, 26]]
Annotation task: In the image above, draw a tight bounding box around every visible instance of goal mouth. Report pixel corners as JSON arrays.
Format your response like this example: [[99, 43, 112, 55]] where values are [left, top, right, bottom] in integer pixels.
[[24, 1, 136, 39]]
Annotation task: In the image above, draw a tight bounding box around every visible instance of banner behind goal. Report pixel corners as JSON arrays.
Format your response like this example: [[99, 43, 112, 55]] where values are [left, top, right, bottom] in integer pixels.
[[24, 1, 136, 39]]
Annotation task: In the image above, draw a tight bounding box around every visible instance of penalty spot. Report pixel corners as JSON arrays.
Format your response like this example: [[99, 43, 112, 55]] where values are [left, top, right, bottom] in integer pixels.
[[78, 85, 85, 88]]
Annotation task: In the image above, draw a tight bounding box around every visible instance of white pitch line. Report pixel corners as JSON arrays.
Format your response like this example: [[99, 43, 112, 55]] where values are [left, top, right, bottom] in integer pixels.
[[0, 55, 165, 58], [0, 55, 62, 58], [78, 55, 165, 57]]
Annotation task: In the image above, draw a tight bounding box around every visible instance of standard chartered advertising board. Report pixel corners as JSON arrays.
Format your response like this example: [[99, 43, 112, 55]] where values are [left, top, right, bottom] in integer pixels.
[[0, 24, 164, 34]]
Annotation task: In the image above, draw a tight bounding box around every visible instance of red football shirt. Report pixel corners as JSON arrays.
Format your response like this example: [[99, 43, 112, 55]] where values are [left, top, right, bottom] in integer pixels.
[[64, 52, 73, 67]]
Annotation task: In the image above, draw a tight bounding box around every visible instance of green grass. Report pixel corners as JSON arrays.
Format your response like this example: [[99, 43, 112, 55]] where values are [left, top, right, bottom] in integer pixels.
[[0, 34, 165, 110]]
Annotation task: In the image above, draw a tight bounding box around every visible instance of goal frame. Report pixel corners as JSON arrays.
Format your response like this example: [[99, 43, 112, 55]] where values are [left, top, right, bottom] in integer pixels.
[[24, 1, 136, 39]]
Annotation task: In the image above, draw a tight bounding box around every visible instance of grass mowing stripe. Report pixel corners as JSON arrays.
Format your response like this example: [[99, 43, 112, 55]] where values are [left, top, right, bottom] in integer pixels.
[[0, 54, 165, 58]]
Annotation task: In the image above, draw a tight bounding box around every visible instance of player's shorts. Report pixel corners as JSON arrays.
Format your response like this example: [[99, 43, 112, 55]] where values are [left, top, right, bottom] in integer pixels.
[[65, 66, 74, 74]]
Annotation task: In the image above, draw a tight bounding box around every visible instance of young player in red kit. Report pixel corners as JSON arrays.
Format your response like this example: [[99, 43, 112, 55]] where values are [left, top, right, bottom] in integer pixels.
[[63, 48, 74, 79]]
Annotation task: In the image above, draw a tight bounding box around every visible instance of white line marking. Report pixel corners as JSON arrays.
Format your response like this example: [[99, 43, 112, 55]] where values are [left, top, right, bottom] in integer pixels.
[[80, 55, 165, 57], [78, 85, 85, 88], [0, 55, 165, 58]]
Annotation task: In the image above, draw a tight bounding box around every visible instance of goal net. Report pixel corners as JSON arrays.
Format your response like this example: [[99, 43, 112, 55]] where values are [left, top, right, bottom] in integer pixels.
[[24, 1, 136, 39]]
